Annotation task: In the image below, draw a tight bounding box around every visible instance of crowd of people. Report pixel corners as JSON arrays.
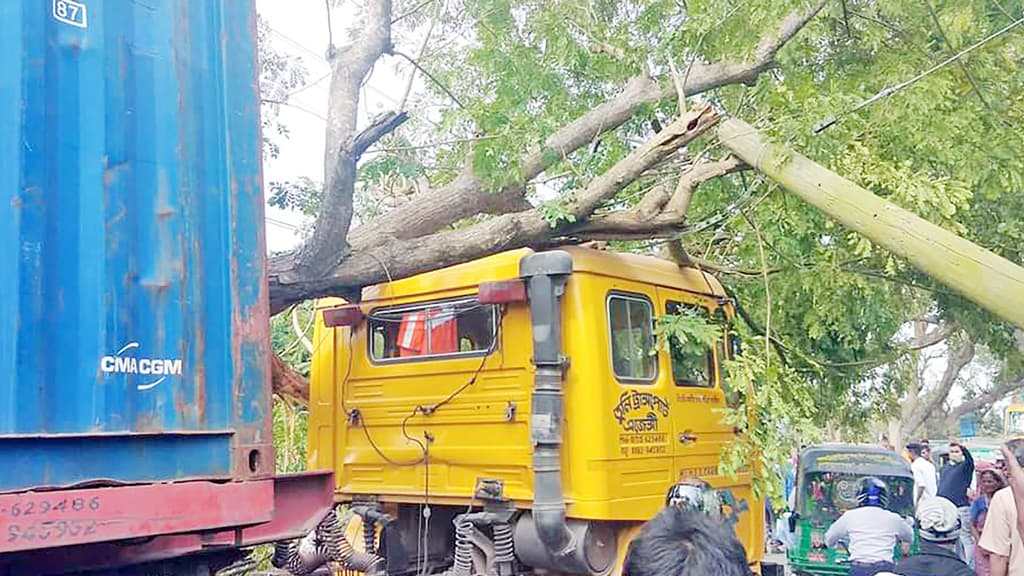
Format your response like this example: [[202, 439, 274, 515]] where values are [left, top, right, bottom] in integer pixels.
[[896, 439, 1023, 576], [624, 439, 1024, 576]]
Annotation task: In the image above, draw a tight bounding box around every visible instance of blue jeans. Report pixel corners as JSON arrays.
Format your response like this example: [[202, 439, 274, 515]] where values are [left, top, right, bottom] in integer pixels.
[[848, 561, 895, 576]]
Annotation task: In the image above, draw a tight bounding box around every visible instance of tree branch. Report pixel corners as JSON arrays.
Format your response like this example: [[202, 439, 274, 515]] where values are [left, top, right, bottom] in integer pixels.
[[340, 74, 665, 247], [949, 374, 1024, 421], [272, 353, 310, 407], [721, 284, 791, 366], [908, 323, 956, 350], [269, 107, 717, 309], [567, 155, 746, 239], [665, 240, 695, 267], [268, 0, 828, 311], [291, 307, 313, 354], [570, 106, 719, 216], [661, 156, 746, 219], [344, 0, 823, 246], [397, 6, 439, 111], [687, 257, 784, 277], [923, 0, 994, 112], [393, 50, 464, 108], [669, 0, 830, 96], [294, 0, 393, 278], [905, 334, 974, 435], [353, 111, 410, 157]]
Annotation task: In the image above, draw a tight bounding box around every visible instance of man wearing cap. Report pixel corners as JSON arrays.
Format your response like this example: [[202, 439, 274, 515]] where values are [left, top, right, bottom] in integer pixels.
[[890, 496, 973, 576]]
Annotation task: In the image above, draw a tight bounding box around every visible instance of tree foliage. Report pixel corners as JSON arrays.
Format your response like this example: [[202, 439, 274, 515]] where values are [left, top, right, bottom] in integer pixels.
[[260, 0, 1024, 490], [257, 15, 307, 160]]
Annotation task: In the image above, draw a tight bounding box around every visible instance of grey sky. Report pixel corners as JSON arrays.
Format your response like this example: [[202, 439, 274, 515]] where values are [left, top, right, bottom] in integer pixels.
[[257, 0, 405, 253]]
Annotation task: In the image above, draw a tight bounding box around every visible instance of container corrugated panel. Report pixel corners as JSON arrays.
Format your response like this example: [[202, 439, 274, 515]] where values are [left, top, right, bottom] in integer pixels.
[[0, 0, 271, 492]]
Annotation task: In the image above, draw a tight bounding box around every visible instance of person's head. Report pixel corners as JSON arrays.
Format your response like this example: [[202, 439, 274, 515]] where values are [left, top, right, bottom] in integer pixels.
[[1006, 438, 1024, 468], [980, 469, 1007, 497], [665, 479, 718, 514], [920, 440, 932, 460], [906, 443, 924, 460], [916, 496, 961, 548], [948, 442, 964, 464], [623, 506, 752, 576], [856, 476, 889, 509]]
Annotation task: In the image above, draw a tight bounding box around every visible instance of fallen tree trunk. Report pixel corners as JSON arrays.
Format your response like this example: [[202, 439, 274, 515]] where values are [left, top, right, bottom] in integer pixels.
[[718, 118, 1024, 330], [271, 353, 309, 408]]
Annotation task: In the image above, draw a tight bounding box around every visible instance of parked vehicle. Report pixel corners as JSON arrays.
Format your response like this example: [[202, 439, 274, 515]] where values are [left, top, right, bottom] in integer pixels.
[[787, 445, 916, 576], [309, 247, 783, 575], [1006, 403, 1024, 439], [0, 2, 332, 574]]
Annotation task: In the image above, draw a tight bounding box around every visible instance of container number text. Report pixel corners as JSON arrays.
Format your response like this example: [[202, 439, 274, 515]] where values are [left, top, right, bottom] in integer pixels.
[[53, 0, 88, 29], [8, 520, 97, 543], [2, 496, 102, 544], [0, 496, 101, 518]]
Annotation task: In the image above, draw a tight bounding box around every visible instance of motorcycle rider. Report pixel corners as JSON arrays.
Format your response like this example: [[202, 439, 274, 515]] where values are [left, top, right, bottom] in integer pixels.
[[825, 476, 915, 576], [623, 479, 753, 576]]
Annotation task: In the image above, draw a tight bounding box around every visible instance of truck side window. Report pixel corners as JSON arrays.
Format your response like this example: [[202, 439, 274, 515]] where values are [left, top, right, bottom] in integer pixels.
[[369, 297, 497, 361], [665, 301, 713, 388], [608, 294, 657, 382]]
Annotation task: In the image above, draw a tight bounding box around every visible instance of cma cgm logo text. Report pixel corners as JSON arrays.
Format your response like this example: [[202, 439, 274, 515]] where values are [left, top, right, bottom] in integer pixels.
[[101, 342, 183, 391]]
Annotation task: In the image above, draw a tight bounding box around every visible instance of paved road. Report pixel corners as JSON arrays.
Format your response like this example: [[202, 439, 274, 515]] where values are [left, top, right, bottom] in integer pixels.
[[764, 551, 789, 575]]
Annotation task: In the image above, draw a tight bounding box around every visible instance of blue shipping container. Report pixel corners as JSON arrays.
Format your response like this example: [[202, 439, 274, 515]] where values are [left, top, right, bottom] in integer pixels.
[[0, 0, 271, 492]]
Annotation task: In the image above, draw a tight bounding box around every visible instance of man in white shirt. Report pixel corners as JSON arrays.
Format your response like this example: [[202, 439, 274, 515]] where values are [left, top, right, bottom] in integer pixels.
[[826, 477, 915, 576], [907, 443, 937, 505]]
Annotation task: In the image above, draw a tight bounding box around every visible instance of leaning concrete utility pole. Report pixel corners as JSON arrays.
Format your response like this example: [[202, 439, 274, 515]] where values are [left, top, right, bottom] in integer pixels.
[[718, 118, 1024, 330]]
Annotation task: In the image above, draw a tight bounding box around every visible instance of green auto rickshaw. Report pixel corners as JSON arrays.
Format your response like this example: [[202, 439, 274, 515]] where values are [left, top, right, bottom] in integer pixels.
[[786, 444, 917, 576]]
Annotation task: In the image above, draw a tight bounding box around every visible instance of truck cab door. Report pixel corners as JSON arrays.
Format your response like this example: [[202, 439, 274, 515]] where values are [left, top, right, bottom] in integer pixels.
[[655, 287, 759, 549], [604, 286, 676, 503], [654, 287, 730, 469]]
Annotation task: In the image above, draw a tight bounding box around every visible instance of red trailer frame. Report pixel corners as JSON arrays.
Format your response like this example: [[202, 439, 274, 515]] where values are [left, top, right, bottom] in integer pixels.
[[0, 471, 332, 574]]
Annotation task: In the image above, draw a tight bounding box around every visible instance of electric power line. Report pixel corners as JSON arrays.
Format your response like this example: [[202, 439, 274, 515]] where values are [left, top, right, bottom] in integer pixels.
[[263, 22, 404, 108], [261, 98, 327, 121], [814, 13, 1024, 132], [266, 216, 301, 230], [284, 71, 332, 98], [267, 26, 329, 64]]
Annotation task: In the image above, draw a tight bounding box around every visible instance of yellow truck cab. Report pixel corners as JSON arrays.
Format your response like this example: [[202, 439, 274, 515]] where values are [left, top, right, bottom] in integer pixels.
[[309, 246, 769, 575]]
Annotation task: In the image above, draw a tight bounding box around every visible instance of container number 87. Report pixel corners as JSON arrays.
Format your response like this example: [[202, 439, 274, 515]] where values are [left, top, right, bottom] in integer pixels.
[[53, 0, 88, 29]]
